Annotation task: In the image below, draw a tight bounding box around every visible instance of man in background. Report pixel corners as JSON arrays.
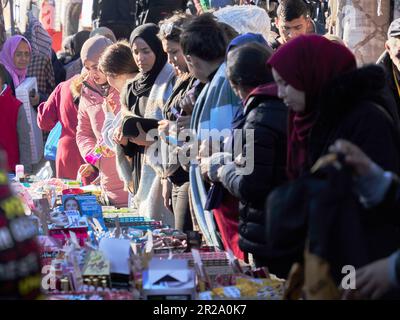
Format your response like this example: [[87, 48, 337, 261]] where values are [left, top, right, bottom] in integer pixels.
[[270, 0, 325, 50]]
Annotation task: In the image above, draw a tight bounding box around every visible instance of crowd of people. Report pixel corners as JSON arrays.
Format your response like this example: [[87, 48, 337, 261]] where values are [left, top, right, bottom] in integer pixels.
[[1, 0, 400, 300]]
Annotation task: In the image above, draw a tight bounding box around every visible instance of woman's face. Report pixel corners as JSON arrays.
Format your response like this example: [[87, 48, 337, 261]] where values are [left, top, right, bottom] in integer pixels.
[[162, 39, 188, 75], [184, 54, 212, 83], [107, 73, 132, 92], [132, 37, 156, 73], [272, 68, 306, 113], [84, 59, 108, 85], [65, 199, 79, 211], [13, 40, 31, 70]]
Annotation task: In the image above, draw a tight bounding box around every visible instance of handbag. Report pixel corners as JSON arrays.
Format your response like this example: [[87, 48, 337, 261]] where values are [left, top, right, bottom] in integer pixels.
[[265, 155, 370, 284], [44, 121, 62, 161]]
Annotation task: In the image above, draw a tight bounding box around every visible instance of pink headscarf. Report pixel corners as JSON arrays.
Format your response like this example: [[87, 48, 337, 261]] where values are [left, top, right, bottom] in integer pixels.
[[0, 35, 32, 88]]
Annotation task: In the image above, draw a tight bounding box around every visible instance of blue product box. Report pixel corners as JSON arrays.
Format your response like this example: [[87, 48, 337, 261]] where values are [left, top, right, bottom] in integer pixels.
[[61, 194, 107, 231]]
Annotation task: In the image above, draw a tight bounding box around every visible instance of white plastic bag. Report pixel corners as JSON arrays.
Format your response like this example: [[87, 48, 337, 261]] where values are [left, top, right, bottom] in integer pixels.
[[213, 5, 271, 41], [35, 161, 54, 181]]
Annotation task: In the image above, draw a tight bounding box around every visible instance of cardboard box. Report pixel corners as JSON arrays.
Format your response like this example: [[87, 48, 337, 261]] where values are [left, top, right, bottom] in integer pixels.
[[142, 259, 196, 300]]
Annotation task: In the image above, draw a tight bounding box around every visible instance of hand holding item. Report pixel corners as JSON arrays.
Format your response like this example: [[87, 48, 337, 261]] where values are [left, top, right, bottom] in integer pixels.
[[102, 96, 117, 114], [78, 164, 95, 178], [180, 91, 196, 115], [342, 255, 396, 300], [113, 125, 128, 147], [29, 89, 40, 107], [128, 122, 153, 147], [158, 119, 171, 142], [328, 139, 375, 177], [199, 156, 212, 183]]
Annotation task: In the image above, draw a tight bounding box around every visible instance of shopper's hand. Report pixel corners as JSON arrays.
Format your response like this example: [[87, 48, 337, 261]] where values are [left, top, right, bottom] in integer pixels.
[[161, 178, 173, 212], [128, 123, 153, 147], [91, 175, 101, 185], [199, 156, 212, 183], [78, 164, 95, 178], [329, 140, 375, 177], [102, 96, 117, 114], [158, 120, 171, 142], [113, 126, 128, 147], [29, 92, 40, 107], [349, 257, 394, 300], [180, 92, 196, 115]]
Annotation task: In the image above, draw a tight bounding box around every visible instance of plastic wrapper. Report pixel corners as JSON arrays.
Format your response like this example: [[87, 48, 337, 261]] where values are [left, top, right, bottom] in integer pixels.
[[213, 5, 271, 41], [198, 276, 285, 300], [35, 161, 54, 180]]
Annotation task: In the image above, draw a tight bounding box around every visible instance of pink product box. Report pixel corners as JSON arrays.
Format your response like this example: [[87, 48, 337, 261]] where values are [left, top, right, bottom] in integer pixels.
[[48, 227, 89, 246]]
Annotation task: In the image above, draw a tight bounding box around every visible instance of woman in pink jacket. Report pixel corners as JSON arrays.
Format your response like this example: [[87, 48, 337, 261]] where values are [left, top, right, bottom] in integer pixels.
[[37, 74, 88, 181], [76, 36, 128, 207]]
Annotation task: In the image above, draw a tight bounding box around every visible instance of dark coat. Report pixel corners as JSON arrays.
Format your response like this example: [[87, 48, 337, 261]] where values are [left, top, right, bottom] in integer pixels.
[[377, 51, 400, 120], [264, 65, 400, 280], [308, 65, 400, 174], [219, 88, 288, 258]]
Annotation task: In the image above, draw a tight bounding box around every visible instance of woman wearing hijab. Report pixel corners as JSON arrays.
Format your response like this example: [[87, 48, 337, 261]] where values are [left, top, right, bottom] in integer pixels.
[[0, 35, 33, 95], [266, 35, 400, 279], [65, 30, 90, 80], [0, 35, 44, 174], [76, 35, 128, 207], [113, 23, 175, 224], [268, 34, 400, 179], [0, 64, 31, 173]]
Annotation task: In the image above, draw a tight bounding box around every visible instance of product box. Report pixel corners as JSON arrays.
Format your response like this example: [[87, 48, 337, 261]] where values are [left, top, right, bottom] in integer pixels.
[[61, 194, 106, 231], [48, 210, 89, 246], [142, 259, 196, 300], [37, 235, 64, 267], [15, 77, 43, 163], [82, 250, 111, 288]]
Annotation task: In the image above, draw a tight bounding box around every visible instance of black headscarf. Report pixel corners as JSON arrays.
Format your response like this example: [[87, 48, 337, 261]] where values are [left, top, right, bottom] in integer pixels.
[[129, 23, 167, 97], [71, 30, 90, 60]]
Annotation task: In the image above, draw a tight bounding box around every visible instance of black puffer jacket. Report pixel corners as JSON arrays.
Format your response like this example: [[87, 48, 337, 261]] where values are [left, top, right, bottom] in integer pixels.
[[307, 65, 400, 174], [219, 85, 288, 257]]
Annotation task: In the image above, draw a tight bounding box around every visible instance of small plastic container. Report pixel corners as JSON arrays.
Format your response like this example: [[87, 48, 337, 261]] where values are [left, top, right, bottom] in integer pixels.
[[15, 164, 24, 181]]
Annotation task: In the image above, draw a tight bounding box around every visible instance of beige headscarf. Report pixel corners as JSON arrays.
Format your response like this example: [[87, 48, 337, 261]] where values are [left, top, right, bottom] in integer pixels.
[[80, 35, 112, 64]]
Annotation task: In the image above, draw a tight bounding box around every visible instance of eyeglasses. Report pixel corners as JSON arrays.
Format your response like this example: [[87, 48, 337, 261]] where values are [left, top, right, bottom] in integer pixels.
[[160, 22, 183, 38]]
